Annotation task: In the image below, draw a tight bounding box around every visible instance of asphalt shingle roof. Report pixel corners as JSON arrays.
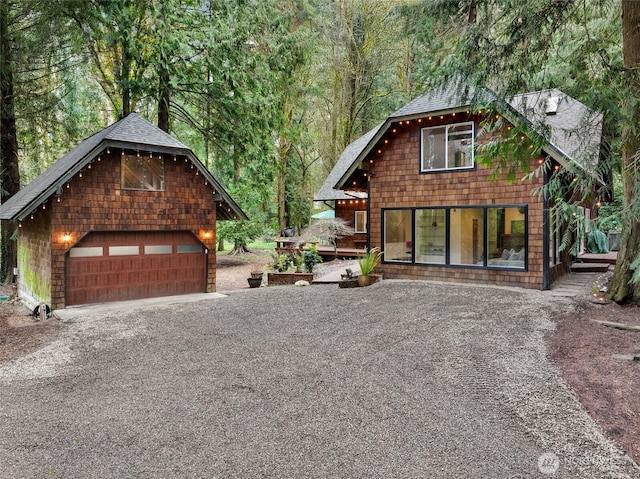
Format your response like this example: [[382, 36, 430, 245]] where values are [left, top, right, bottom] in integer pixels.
[[508, 89, 603, 170], [324, 83, 602, 194], [0, 113, 247, 221], [389, 83, 483, 119], [314, 124, 383, 201]]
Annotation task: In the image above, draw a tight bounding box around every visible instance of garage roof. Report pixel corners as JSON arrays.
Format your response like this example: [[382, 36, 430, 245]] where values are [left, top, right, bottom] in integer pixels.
[[0, 113, 247, 221]]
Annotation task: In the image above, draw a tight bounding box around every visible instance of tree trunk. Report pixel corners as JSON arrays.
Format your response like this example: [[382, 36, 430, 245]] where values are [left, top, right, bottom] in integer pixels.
[[277, 146, 288, 233], [277, 103, 293, 233], [610, 0, 640, 303], [157, 64, 170, 132], [121, 29, 132, 118], [0, 0, 20, 283]]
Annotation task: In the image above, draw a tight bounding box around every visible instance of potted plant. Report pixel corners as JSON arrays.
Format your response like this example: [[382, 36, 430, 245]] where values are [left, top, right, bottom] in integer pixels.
[[247, 267, 264, 288], [357, 247, 382, 287]]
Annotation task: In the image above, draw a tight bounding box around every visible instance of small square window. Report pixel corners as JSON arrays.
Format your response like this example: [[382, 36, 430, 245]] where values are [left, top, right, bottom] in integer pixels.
[[122, 155, 165, 191]]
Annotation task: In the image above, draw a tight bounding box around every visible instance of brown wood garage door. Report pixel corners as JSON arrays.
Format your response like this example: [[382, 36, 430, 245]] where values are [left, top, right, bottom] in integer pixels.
[[66, 231, 206, 306]]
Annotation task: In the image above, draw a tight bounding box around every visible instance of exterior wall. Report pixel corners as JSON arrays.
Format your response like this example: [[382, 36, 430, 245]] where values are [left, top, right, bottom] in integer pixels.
[[335, 200, 367, 248], [21, 151, 218, 309], [366, 115, 548, 290], [17, 209, 53, 309]]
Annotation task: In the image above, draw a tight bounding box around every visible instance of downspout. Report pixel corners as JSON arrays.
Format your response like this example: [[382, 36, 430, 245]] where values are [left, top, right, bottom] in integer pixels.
[[542, 167, 551, 290]]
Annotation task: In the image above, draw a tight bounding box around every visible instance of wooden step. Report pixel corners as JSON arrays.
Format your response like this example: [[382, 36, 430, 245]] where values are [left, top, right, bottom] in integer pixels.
[[577, 252, 618, 265], [571, 262, 610, 273]]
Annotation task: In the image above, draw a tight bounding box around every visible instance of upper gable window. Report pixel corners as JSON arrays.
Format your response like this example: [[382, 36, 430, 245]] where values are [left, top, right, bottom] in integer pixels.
[[421, 121, 474, 172], [122, 154, 165, 191]]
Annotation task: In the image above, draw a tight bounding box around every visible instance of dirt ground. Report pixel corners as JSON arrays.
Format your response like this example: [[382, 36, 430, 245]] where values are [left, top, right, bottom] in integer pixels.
[[547, 272, 640, 465], [0, 256, 638, 466]]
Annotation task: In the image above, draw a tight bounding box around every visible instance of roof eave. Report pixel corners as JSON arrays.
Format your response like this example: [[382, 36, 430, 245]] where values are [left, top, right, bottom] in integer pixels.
[[334, 105, 474, 190], [10, 140, 248, 222]]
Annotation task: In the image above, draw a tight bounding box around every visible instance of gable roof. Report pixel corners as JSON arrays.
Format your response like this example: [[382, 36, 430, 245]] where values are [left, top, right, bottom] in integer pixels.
[[507, 88, 603, 172], [330, 83, 603, 193], [0, 113, 247, 221], [314, 124, 383, 201]]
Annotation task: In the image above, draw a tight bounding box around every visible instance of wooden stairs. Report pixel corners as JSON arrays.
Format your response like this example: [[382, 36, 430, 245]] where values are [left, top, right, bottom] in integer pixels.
[[571, 252, 618, 273]]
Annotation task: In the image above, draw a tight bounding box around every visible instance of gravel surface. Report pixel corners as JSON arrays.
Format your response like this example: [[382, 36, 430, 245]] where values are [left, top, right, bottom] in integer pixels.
[[0, 281, 638, 478]]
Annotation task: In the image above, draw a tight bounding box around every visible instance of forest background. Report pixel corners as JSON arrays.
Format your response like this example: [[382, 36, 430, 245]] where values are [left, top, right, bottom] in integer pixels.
[[2, 0, 640, 303]]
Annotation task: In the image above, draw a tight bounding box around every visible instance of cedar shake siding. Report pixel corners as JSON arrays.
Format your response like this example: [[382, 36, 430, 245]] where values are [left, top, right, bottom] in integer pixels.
[[365, 116, 547, 289], [18, 209, 53, 307], [0, 113, 246, 310], [41, 152, 218, 308], [334, 199, 368, 249], [323, 85, 603, 290]]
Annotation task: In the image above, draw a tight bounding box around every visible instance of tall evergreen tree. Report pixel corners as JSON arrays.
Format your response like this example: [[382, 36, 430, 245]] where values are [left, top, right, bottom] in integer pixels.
[[609, 0, 640, 303]]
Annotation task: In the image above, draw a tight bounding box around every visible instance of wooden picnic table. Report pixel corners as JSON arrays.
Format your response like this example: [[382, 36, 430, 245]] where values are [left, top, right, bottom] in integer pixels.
[[275, 238, 317, 254]]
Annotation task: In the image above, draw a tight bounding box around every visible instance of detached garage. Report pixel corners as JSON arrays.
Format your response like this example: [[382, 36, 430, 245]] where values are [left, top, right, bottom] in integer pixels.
[[0, 113, 247, 310]]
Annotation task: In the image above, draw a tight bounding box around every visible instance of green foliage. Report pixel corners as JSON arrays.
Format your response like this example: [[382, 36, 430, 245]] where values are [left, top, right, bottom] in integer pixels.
[[587, 229, 609, 254], [596, 174, 623, 232], [217, 220, 264, 252], [271, 252, 299, 273], [358, 247, 381, 276], [302, 244, 323, 273]]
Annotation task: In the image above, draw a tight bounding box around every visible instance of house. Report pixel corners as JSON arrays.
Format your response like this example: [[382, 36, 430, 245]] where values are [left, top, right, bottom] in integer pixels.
[[0, 113, 247, 309], [316, 83, 605, 289]]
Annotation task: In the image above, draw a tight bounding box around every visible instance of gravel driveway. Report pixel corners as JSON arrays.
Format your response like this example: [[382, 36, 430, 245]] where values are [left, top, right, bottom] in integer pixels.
[[0, 281, 637, 478]]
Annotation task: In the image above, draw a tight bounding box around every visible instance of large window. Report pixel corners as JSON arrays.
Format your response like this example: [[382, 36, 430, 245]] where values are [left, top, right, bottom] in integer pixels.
[[450, 207, 484, 266], [415, 209, 446, 264], [421, 121, 474, 172], [122, 155, 165, 191], [383, 209, 412, 262], [383, 205, 527, 270], [486, 207, 526, 268]]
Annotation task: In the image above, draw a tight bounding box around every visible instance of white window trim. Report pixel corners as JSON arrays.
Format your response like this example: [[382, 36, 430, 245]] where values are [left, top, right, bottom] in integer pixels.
[[354, 210, 367, 233], [420, 121, 475, 172]]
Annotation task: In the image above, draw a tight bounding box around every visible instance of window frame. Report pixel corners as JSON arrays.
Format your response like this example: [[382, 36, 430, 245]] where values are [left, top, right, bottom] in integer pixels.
[[420, 121, 475, 172], [121, 154, 165, 191], [354, 210, 368, 234], [381, 204, 528, 271], [382, 208, 414, 263]]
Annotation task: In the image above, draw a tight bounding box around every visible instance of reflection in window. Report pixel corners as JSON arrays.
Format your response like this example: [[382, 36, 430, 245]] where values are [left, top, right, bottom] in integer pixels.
[[450, 208, 484, 266], [415, 209, 446, 264], [549, 206, 562, 266], [383, 209, 412, 262], [421, 122, 474, 171], [487, 207, 526, 268], [122, 155, 165, 191], [354, 210, 367, 233]]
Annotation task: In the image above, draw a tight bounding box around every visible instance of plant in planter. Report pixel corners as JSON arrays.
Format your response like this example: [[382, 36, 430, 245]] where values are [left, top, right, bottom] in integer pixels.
[[267, 251, 313, 285], [357, 247, 382, 287]]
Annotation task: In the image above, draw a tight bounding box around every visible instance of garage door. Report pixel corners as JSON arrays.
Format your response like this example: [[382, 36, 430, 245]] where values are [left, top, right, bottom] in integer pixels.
[[66, 231, 206, 306]]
